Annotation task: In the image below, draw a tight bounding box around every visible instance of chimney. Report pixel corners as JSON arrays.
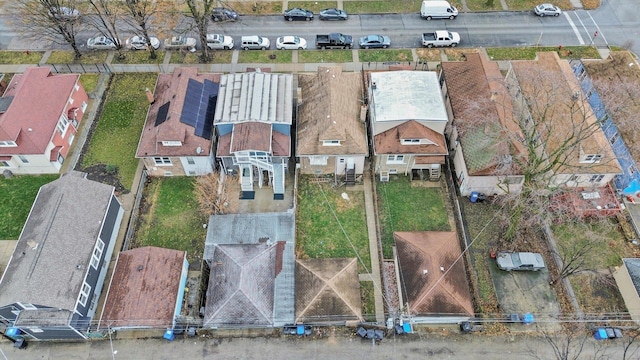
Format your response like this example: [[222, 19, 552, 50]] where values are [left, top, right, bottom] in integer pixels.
[[145, 88, 155, 104], [372, 81, 377, 89]]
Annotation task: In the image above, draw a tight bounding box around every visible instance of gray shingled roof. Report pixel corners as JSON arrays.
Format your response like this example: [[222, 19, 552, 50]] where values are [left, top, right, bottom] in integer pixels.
[[0, 171, 116, 311], [623, 258, 640, 295]]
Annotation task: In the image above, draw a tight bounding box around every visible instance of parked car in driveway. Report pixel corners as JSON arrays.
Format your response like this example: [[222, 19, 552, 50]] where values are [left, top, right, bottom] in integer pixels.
[[126, 36, 160, 50], [163, 36, 197, 51], [276, 36, 307, 50], [87, 36, 119, 50], [496, 252, 545, 271], [283, 8, 313, 21], [359, 35, 391, 49], [206, 34, 234, 50], [319, 8, 348, 20], [534, 3, 562, 16], [211, 7, 238, 22]]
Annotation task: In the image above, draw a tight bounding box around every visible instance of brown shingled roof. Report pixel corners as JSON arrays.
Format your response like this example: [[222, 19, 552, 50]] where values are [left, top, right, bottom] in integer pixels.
[[231, 122, 272, 152], [297, 67, 367, 156], [374, 120, 447, 155], [395, 231, 474, 317]]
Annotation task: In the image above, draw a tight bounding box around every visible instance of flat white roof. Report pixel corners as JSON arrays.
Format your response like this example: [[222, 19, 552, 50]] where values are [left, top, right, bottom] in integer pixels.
[[370, 71, 448, 123]]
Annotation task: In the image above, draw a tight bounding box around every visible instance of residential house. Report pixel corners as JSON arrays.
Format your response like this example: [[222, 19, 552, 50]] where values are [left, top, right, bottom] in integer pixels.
[[441, 52, 527, 196], [367, 71, 448, 181], [295, 258, 362, 324], [613, 258, 640, 321], [203, 213, 295, 327], [0, 171, 123, 340], [506, 52, 621, 190], [98, 246, 189, 330], [394, 231, 474, 323], [572, 51, 640, 196], [297, 67, 368, 183], [214, 72, 293, 200], [0, 67, 88, 174], [136, 67, 220, 176]]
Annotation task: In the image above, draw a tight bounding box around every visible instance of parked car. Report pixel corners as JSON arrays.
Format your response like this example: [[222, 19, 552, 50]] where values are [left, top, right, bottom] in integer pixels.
[[240, 35, 270, 50], [276, 36, 307, 50], [125, 36, 161, 50], [206, 34, 234, 50], [359, 34, 391, 49], [163, 36, 197, 51], [534, 3, 562, 16], [283, 325, 312, 336], [87, 36, 119, 50], [496, 252, 545, 271], [50, 6, 80, 21], [594, 327, 623, 340], [283, 8, 313, 21], [211, 7, 238, 22], [319, 8, 348, 21]]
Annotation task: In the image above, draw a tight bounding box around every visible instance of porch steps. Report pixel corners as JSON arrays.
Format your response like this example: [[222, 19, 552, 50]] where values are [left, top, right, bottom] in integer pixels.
[[273, 161, 285, 200], [345, 168, 356, 186]]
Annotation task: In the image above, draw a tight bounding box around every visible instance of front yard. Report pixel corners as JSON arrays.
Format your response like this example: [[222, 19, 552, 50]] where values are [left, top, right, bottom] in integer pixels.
[[132, 177, 206, 268], [296, 177, 371, 273], [0, 175, 58, 239], [376, 176, 450, 258]]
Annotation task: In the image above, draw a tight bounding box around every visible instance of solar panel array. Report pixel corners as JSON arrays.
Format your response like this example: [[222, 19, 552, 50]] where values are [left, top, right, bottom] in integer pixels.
[[180, 78, 219, 139], [154, 101, 170, 126]]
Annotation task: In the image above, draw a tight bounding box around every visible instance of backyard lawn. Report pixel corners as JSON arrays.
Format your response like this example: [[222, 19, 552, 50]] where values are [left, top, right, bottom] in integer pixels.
[[376, 176, 450, 258], [296, 177, 371, 273], [81, 73, 157, 190], [0, 175, 58, 239], [133, 177, 206, 268]]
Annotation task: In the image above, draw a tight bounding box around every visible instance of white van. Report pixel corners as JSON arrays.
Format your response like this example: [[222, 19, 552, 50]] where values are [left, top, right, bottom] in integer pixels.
[[240, 35, 270, 50], [421, 0, 458, 20]]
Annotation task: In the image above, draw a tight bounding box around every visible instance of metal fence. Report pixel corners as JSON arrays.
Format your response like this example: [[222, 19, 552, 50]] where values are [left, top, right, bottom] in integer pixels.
[[121, 169, 148, 251], [44, 63, 111, 74]]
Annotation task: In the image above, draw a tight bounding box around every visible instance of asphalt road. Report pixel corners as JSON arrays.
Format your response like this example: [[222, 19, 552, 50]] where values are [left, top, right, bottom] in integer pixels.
[[0, 0, 639, 54]]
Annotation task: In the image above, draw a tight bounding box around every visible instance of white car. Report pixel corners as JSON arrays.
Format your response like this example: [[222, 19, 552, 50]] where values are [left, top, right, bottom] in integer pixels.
[[87, 36, 119, 50], [50, 6, 80, 21], [206, 34, 234, 50], [163, 36, 197, 51], [276, 36, 307, 50], [534, 3, 562, 16], [496, 252, 546, 271], [125, 36, 161, 50]]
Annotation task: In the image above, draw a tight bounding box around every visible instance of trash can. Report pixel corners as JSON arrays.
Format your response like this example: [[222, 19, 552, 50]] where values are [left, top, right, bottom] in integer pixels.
[[13, 338, 27, 349], [522, 313, 535, 324], [163, 329, 175, 341], [470, 192, 479, 203]]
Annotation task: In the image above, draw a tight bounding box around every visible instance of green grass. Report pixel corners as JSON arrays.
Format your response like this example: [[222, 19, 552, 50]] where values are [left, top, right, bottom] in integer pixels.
[[46, 51, 109, 64], [287, 1, 336, 12], [360, 281, 376, 322], [81, 73, 157, 190], [237, 50, 292, 63], [133, 177, 206, 266], [570, 273, 627, 314], [229, 1, 282, 15], [486, 46, 601, 60], [344, 0, 421, 13], [358, 49, 413, 63], [111, 51, 166, 64], [169, 50, 233, 64], [464, 0, 503, 11], [79, 74, 100, 94], [376, 176, 450, 258], [296, 177, 371, 273], [0, 175, 58, 239], [0, 51, 44, 64], [298, 50, 353, 63]]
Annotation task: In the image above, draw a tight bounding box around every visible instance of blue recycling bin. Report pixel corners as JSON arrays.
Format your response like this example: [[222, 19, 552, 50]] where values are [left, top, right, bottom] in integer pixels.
[[402, 323, 412, 333], [163, 329, 175, 341], [522, 313, 535, 324], [470, 192, 479, 203], [594, 328, 608, 340]]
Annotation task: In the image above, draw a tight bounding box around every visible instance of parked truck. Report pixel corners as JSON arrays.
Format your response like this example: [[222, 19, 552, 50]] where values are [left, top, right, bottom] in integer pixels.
[[315, 33, 353, 49], [421, 30, 460, 48]]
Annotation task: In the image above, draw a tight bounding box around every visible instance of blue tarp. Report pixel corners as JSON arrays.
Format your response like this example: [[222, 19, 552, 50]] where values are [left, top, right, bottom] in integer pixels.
[[623, 179, 640, 196], [402, 323, 412, 333]]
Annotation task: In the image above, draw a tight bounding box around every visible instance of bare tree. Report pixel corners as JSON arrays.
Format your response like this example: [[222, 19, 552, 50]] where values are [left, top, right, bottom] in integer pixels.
[[529, 326, 589, 360], [195, 172, 236, 216], [123, 0, 178, 59], [84, 0, 126, 58], [183, 0, 218, 62], [12, 0, 84, 58], [550, 235, 595, 285]]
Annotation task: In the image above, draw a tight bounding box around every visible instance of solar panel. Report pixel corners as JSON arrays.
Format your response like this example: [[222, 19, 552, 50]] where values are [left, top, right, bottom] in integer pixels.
[[155, 101, 170, 126], [0, 96, 14, 113], [180, 79, 219, 139]]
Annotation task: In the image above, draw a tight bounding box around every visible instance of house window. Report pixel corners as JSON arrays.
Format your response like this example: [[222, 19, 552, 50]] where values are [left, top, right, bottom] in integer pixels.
[[187, 157, 195, 165], [188, 171, 196, 176], [387, 155, 404, 164], [90, 239, 104, 269], [629, 166, 636, 176], [57, 117, 69, 136], [401, 139, 421, 144], [18, 155, 28, 164], [26, 327, 43, 333], [569, 175, 579, 182], [322, 140, 341, 146], [81, 101, 87, 113], [162, 141, 182, 147], [69, 98, 74, 105], [90, 293, 99, 311], [74, 84, 80, 91], [388, 169, 398, 174], [338, 158, 345, 164], [0, 141, 17, 147], [79, 283, 91, 307], [164, 171, 173, 176], [609, 133, 619, 145], [582, 154, 603, 163], [57, 153, 64, 164], [589, 174, 605, 183], [153, 157, 172, 166], [68, 133, 75, 146], [310, 156, 328, 166]]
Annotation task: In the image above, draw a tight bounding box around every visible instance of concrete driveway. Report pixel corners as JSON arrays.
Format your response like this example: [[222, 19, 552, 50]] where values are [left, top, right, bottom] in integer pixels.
[[490, 261, 561, 331]]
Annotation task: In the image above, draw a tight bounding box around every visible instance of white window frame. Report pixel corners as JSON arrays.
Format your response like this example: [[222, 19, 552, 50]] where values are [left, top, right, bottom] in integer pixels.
[[90, 239, 104, 269], [582, 154, 603, 164], [609, 132, 619, 145], [68, 97, 74, 105], [569, 175, 579, 182], [187, 157, 195, 165], [18, 155, 28, 164], [388, 168, 398, 174], [57, 116, 69, 136], [162, 141, 182, 147], [310, 156, 328, 166], [387, 155, 405, 164], [153, 157, 172, 166], [0, 141, 17, 147], [81, 101, 88, 113], [401, 139, 421, 145], [74, 84, 80, 91], [322, 140, 341, 146], [79, 283, 91, 307], [589, 174, 605, 183]]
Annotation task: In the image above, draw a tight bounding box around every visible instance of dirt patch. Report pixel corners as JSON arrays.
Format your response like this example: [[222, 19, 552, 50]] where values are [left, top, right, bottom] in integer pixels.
[[82, 164, 127, 194]]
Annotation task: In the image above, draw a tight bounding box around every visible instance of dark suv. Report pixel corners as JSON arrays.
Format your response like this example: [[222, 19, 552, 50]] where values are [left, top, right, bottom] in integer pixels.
[[211, 7, 238, 22]]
